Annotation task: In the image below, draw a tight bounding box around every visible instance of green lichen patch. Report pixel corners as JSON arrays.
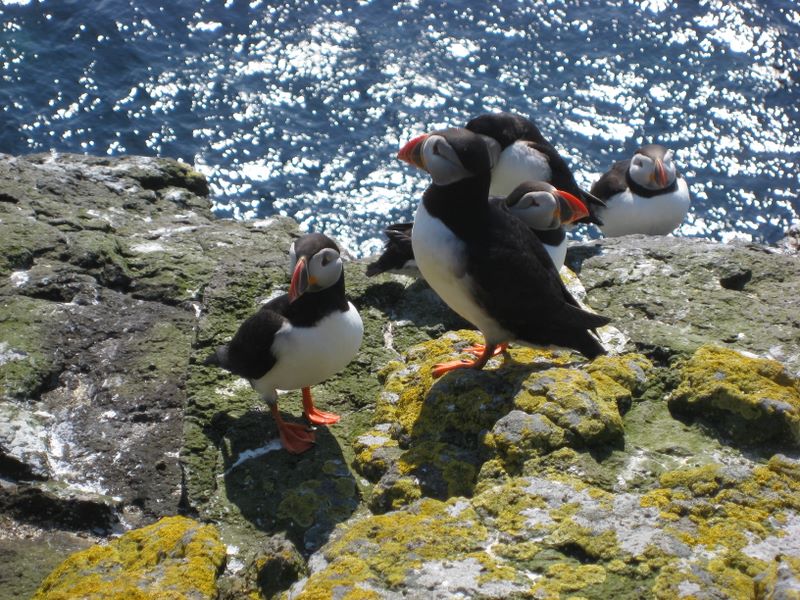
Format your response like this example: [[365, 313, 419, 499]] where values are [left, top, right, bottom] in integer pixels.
[[33, 515, 226, 599], [670, 345, 800, 446], [0, 296, 63, 400], [586, 354, 653, 395]]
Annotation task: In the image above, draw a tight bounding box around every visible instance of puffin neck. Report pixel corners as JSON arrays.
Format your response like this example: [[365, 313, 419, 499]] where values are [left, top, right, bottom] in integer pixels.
[[421, 173, 491, 241], [625, 169, 678, 198], [285, 273, 348, 326], [534, 227, 566, 246]]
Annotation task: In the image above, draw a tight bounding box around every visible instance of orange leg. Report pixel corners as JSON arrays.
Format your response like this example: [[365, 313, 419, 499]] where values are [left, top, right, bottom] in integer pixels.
[[270, 404, 316, 454], [463, 342, 509, 357], [432, 342, 498, 379], [302, 387, 341, 425]]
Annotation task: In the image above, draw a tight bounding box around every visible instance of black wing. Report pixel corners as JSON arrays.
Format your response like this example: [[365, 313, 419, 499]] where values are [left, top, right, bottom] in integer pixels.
[[590, 159, 630, 201], [467, 205, 609, 357], [366, 223, 414, 277], [205, 294, 290, 379]]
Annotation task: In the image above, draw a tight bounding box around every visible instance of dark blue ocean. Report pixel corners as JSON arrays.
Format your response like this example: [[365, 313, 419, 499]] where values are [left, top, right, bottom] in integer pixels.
[[1, 0, 798, 257]]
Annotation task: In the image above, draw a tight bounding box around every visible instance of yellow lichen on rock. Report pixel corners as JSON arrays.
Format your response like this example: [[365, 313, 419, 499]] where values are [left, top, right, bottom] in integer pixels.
[[670, 344, 800, 445], [295, 497, 494, 597], [33, 515, 225, 600]]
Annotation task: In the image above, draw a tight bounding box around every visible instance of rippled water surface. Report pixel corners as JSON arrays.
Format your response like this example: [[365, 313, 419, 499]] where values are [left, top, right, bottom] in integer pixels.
[[1, 0, 798, 256]]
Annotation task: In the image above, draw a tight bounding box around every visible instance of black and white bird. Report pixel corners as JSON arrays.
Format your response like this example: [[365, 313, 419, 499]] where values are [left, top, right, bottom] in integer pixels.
[[590, 144, 690, 237], [204, 233, 363, 454], [366, 181, 589, 276], [398, 127, 609, 377], [465, 111, 605, 225]]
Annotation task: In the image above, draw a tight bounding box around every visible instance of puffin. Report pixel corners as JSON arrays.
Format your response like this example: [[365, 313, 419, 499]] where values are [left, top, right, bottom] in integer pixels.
[[398, 127, 609, 377], [366, 181, 589, 276], [204, 233, 364, 453], [365, 222, 416, 276], [590, 144, 690, 237], [464, 111, 605, 224]]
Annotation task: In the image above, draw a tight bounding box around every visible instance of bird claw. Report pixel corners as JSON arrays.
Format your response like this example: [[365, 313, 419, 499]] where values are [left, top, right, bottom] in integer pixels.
[[301, 388, 340, 426]]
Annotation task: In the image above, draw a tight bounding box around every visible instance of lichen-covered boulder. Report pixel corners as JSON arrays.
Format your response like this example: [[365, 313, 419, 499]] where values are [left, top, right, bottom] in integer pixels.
[[32, 515, 225, 599], [354, 330, 652, 511], [289, 497, 533, 599], [670, 345, 800, 446], [292, 455, 800, 599]]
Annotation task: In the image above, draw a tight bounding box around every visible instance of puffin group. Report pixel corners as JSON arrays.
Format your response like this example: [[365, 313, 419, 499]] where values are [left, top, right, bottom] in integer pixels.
[[368, 112, 690, 275], [206, 111, 691, 453]]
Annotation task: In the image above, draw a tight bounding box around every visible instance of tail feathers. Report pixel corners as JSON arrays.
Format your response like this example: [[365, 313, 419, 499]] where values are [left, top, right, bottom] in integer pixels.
[[556, 303, 612, 331], [365, 261, 384, 277], [203, 345, 230, 370], [570, 330, 607, 359]]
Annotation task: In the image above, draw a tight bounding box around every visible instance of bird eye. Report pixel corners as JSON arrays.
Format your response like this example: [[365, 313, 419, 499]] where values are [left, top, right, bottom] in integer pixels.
[[320, 249, 339, 266]]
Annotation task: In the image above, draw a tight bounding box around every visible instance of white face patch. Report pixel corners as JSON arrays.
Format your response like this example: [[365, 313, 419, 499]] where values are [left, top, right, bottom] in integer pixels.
[[629, 151, 677, 190], [421, 135, 473, 186], [288, 241, 297, 276], [307, 248, 342, 291], [489, 142, 552, 197], [507, 191, 560, 230]]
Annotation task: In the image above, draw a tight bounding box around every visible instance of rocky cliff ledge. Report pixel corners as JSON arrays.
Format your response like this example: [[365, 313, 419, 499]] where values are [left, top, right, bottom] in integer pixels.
[[1, 153, 799, 599]]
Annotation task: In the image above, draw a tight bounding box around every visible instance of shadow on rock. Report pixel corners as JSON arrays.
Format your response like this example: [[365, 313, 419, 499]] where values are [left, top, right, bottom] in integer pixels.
[[206, 408, 360, 556]]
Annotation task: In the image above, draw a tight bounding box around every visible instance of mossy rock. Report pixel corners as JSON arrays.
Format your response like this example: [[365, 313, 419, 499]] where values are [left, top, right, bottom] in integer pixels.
[[670, 345, 800, 446], [356, 331, 652, 510], [33, 515, 226, 599]]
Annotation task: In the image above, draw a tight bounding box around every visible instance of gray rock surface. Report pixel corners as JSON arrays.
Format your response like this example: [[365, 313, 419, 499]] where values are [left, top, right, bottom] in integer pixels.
[[2, 152, 799, 600], [567, 236, 800, 374]]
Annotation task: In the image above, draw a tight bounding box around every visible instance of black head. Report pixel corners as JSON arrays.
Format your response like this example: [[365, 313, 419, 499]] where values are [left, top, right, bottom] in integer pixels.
[[465, 112, 547, 148], [398, 127, 500, 186], [287, 233, 343, 302]]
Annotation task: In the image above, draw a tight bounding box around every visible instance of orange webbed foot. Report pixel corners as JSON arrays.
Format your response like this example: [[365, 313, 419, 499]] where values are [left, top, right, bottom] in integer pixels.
[[431, 342, 498, 379], [270, 404, 316, 454], [463, 342, 508, 357], [302, 387, 341, 425]]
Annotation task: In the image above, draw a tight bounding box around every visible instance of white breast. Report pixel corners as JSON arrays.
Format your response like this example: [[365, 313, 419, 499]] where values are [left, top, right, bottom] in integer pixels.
[[251, 304, 363, 396], [599, 178, 690, 237], [544, 238, 567, 271], [489, 142, 552, 197], [412, 202, 511, 344]]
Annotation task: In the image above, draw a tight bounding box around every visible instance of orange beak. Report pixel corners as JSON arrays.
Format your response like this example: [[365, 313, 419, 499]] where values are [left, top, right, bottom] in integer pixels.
[[653, 159, 669, 187], [555, 190, 590, 225], [398, 134, 428, 170], [288, 257, 308, 302]]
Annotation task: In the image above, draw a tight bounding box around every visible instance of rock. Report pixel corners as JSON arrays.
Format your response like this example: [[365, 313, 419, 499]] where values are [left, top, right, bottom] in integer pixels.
[[670, 345, 800, 446], [3, 153, 800, 599], [291, 455, 800, 599], [0, 153, 466, 598], [32, 515, 225, 599], [355, 330, 651, 511], [568, 235, 800, 374]]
